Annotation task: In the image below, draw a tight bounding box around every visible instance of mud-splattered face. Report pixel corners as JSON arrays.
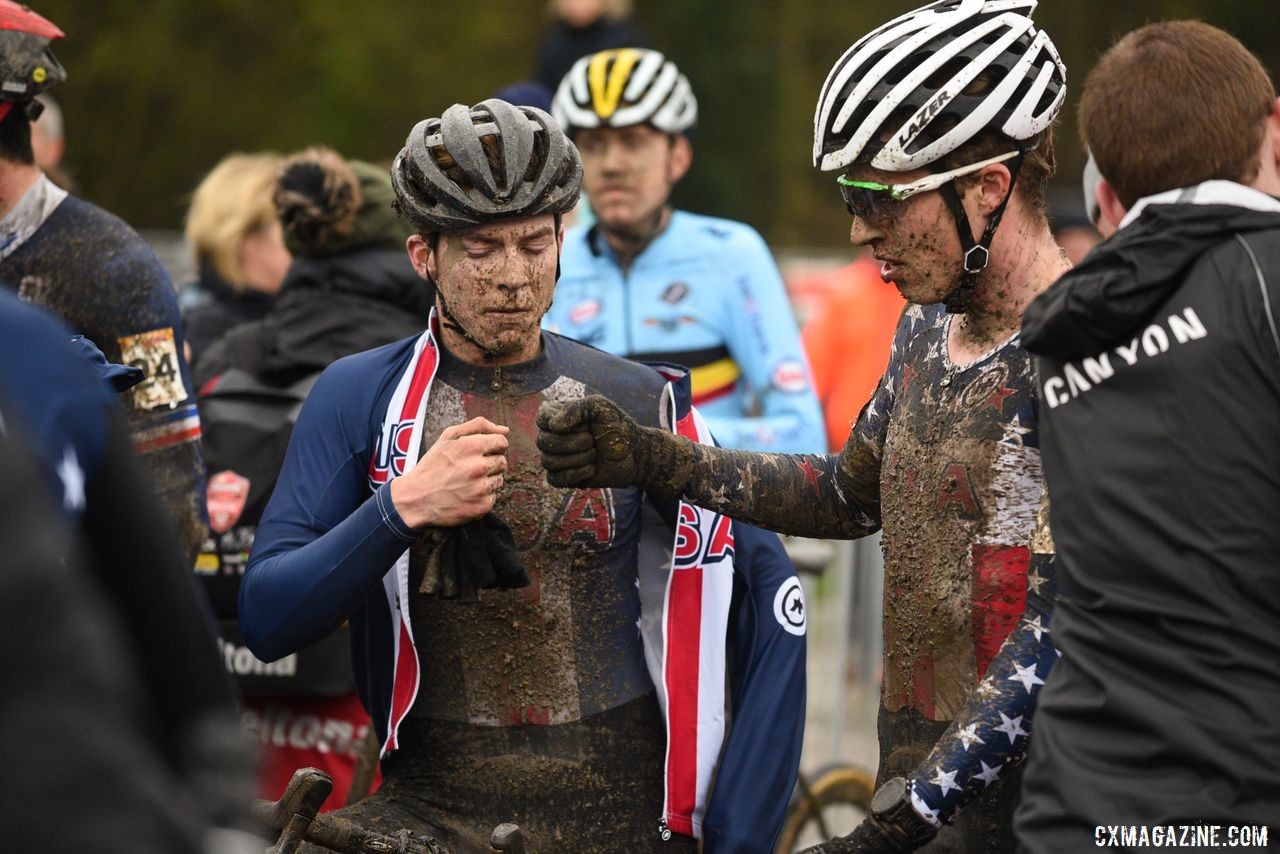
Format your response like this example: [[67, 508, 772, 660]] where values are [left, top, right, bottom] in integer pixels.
[[843, 164, 967, 307], [412, 215, 563, 365], [576, 124, 691, 239]]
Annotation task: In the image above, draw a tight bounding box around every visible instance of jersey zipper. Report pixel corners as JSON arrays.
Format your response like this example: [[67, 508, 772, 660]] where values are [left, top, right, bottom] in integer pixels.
[[622, 267, 634, 356]]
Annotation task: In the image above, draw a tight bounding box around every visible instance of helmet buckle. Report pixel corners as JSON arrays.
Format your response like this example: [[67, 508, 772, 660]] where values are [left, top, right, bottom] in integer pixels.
[[963, 244, 989, 274]]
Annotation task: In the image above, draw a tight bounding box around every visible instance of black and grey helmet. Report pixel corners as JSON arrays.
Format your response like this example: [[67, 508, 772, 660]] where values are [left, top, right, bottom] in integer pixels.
[[391, 98, 583, 232], [0, 0, 66, 122]]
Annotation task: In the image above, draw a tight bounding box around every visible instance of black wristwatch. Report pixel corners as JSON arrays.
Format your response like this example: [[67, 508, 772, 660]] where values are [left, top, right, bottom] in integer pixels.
[[869, 777, 939, 849]]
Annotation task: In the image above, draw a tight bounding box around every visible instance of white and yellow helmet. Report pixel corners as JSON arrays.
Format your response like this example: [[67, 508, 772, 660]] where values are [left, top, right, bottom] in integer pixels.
[[552, 47, 697, 136]]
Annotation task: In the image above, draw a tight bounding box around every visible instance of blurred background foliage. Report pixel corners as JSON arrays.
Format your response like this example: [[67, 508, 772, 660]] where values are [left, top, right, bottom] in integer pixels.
[[36, 0, 1280, 248]]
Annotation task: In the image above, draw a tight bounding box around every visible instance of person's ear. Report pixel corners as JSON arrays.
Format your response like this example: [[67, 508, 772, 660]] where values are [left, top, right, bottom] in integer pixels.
[[974, 164, 1013, 217], [1096, 178, 1127, 234], [668, 134, 693, 184], [1262, 97, 1280, 186], [408, 233, 440, 281]]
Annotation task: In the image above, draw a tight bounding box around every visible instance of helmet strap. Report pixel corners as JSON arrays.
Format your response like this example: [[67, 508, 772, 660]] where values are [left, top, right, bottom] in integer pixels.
[[434, 282, 504, 363], [935, 150, 1026, 315]]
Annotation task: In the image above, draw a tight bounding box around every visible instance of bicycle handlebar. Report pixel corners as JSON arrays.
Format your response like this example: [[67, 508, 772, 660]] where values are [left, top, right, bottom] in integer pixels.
[[252, 768, 444, 854], [252, 768, 525, 854]]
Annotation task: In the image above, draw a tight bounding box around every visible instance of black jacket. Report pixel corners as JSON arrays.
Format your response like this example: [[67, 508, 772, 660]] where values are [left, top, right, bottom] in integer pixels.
[[196, 247, 433, 388], [1015, 185, 1280, 847], [180, 263, 275, 370]]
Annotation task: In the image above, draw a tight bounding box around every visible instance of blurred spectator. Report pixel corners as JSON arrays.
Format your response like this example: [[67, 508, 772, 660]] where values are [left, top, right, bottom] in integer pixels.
[[494, 79, 554, 114], [195, 147, 431, 811], [533, 0, 648, 93], [1050, 214, 1101, 266], [181, 152, 291, 368], [31, 93, 73, 190], [798, 256, 905, 451]]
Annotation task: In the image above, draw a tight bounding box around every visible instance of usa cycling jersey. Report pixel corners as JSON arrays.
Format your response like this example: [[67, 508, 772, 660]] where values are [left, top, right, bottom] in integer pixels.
[[241, 326, 807, 851], [546, 210, 825, 453]]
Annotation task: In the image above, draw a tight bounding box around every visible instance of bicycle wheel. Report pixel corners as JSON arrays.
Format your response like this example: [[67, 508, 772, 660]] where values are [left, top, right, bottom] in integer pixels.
[[775, 763, 876, 853]]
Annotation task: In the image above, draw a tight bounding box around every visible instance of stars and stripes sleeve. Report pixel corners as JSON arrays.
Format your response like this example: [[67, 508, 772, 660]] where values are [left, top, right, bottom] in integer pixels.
[[907, 491, 1060, 827]]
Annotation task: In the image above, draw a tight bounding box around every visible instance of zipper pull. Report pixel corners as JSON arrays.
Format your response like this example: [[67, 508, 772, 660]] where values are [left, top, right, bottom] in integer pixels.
[[491, 366, 503, 392], [657, 818, 673, 842]]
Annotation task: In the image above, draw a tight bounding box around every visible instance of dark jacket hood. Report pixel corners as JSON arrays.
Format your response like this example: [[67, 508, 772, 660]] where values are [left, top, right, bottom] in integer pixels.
[[196, 247, 434, 387], [1023, 185, 1280, 359]]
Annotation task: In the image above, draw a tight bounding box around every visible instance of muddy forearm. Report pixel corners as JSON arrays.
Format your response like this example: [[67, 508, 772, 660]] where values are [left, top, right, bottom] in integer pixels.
[[644, 427, 878, 539]]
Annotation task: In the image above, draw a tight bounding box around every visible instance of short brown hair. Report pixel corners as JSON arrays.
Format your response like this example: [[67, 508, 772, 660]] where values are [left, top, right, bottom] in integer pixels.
[[942, 126, 1056, 220], [1080, 21, 1276, 208]]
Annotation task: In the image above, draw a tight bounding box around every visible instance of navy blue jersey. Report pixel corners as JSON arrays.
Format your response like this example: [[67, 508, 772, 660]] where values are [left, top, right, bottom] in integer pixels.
[[1, 194, 205, 559], [0, 289, 112, 522]]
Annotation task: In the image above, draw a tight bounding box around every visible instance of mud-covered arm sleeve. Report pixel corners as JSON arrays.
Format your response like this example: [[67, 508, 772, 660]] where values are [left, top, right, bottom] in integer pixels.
[[699, 230, 827, 454], [238, 361, 420, 662], [97, 247, 207, 565], [906, 493, 1059, 827], [703, 523, 807, 853], [673, 331, 897, 539]]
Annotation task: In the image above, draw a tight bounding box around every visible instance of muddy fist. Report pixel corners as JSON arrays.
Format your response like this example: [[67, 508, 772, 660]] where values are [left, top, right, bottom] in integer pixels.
[[536, 395, 641, 488]]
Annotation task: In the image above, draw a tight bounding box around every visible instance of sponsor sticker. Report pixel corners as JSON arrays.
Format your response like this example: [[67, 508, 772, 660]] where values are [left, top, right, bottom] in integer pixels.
[[569, 298, 602, 325], [773, 577, 807, 636], [207, 470, 251, 534], [661, 281, 690, 305], [119, 327, 189, 410], [771, 358, 810, 394]]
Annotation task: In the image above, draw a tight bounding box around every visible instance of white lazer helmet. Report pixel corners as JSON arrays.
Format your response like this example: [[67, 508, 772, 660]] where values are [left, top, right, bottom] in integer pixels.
[[813, 0, 1066, 173], [552, 48, 697, 136]]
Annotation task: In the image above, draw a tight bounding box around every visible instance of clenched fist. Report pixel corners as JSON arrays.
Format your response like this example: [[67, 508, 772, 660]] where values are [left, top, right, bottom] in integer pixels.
[[536, 395, 695, 497]]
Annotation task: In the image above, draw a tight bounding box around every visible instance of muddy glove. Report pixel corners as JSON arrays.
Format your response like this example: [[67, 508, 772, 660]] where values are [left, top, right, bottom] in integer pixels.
[[411, 513, 529, 603], [536, 395, 695, 497], [801, 778, 938, 853]]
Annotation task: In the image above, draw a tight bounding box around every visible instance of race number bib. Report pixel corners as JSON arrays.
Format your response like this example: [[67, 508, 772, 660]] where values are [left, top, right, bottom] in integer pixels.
[[118, 327, 188, 410]]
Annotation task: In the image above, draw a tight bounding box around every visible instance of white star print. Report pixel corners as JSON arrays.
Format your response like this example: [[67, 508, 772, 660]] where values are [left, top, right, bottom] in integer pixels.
[[995, 712, 1028, 744], [975, 760, 1002, 787], [1009, 662, 1046, 693], [708, 483, 731, 506], [1023, 615, 1049, 641], [1026, 568, 1048, 595], [1002, 413, 1033, 446], [975, 680, 998, 699], [57, 445, 84, 512], [929, 766, 961, 797], [956, 723, 985, 751]]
